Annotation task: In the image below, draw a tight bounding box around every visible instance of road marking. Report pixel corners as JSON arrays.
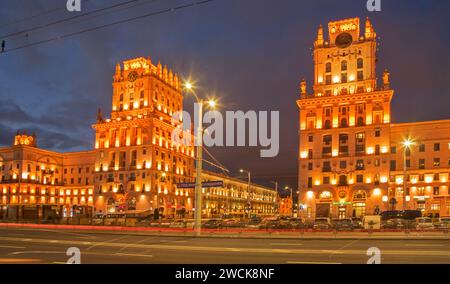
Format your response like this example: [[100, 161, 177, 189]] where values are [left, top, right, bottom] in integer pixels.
[[227, 248, 241, 252], [50, 240, 59, 243], [52, 261, 67, 264], [117, 236, 158, 252], [0, 245, 26, 249], [115, 253, 153, 258], [10, 251, 63, 255], [404, 244, 444, 247], [1, 236, 450, 257], [270, 243, 303, 246], [0, 258, 42, 263], [286, 261, 342, 264], [86, 235, 130, 251]]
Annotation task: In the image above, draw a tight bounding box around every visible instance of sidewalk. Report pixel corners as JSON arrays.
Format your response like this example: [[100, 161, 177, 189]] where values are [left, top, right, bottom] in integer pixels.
[[1, 222, 450, 240]]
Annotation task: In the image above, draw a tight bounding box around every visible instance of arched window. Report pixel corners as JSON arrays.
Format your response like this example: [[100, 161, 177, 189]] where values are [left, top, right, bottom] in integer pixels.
[[357, 116, 365, 127], [308, 119, 315, 130], [353, 190, 367, 200], [325, 62, 332, 73], [119, 94, 124, 102], [320, 191, 332, 200], [340, 118, 348, 128], [357, 58, 364, 69], [341, 60, 348, 71], [324, 120, 331, 129], [107, 198, 115, 205]]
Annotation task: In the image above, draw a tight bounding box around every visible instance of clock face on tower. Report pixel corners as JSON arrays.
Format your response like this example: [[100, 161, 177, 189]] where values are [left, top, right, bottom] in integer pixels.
[[127, 71, 138, 82], [335, 32, 353, 48]]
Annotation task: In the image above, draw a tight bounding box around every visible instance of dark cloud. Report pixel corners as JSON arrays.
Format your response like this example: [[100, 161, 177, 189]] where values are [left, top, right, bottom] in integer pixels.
[[0, 99, 91, 151]]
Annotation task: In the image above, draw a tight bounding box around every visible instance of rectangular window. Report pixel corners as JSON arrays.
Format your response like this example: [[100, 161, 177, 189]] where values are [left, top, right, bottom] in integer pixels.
[[406, 159, 411, 168], [419, 159, 425, 169], [307, 177, 313, 188], [308, 135, 314, 142], [357, 70, 364, 81], [390, 160, 396, 171], [356, 174, 364, 183], [308, 163, 313, 171], [323, 176, 330, 185], [355, 132, 366, 154], [340, 160, 347, 169], [322, 161, 331, 172], [375, 129, 381, 137], [434, 158, 440, 167], [356, 159, 365, 170], [431, 204, 440, 211], [434, 143, 440, 151], [419, 144, 425, 152], [391, 146, 397, 154], [308, 149, 313, 159], [433, 187, 440, 196]]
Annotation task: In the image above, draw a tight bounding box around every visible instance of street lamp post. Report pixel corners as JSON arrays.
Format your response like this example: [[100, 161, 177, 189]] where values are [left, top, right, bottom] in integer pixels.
[[194, 100, 203, 236], [240, 169, 251, 219], [184, 81, 216, 237], [271, 181, 278, 215]]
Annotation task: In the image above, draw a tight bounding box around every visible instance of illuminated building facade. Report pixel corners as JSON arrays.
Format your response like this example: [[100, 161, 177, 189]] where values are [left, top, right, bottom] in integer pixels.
[[297, 18, 450, 219], [278, 196, 293, 216], [0, 57, 276, 220], [200, 171, 277, 218], [92, 57, 196, 216], [0, 132, 95, 219]]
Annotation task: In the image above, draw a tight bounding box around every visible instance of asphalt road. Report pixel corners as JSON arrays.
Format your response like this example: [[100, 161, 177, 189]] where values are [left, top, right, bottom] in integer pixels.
[[0, 228, 449, 264]]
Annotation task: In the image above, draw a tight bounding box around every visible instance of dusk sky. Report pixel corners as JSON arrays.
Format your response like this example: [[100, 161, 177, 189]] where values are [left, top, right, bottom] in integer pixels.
[[0, 0, 449, 190]]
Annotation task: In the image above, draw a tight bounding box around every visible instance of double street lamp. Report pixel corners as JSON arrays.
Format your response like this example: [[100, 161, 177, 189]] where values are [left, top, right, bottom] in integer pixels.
[[184, 81, 216, 237]]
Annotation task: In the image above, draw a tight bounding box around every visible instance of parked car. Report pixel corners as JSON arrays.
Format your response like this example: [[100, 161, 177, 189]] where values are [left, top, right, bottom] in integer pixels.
[[437, 217, 450, 229], [415, 217, 434, 230], [169, 220, 187, 228], [382, 218, 410, 229], [288, 218, 306, 229], [245, 218, 263, 229], [351, 218, 363, 229], [258, 219, 281, 230], [221, 219, 243, 228], [332, 219, 354, 231], [313, 218, 331, 230], [202, 219, 222, 229]]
